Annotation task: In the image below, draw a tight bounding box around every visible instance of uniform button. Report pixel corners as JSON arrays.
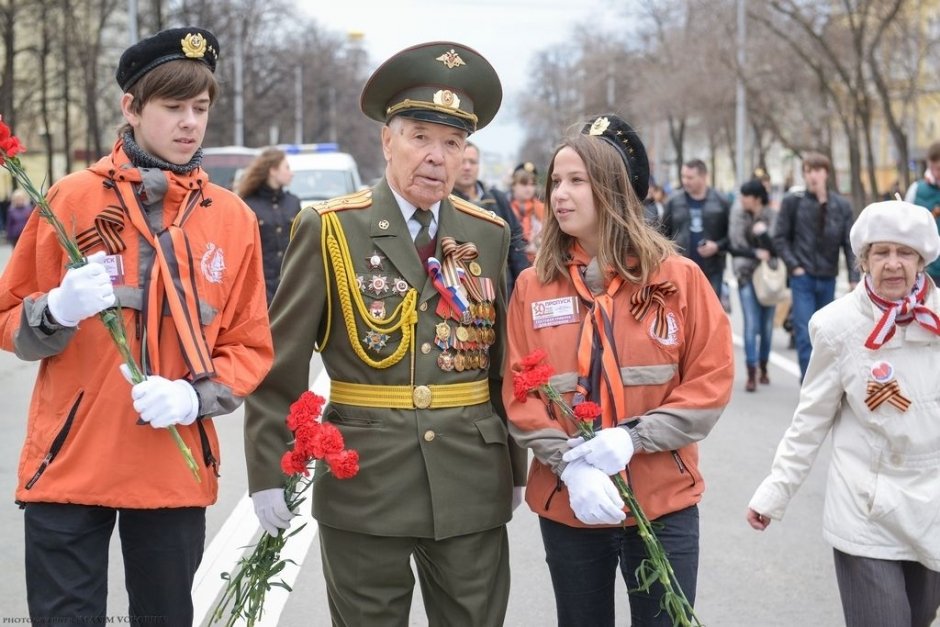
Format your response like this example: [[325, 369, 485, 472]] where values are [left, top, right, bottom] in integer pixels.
[[276, 226, 283, 234], [421, 342, 432, 354], [277, 251, 283, 258], [419, 302, 429, 311], [423, 430, 435, 442]]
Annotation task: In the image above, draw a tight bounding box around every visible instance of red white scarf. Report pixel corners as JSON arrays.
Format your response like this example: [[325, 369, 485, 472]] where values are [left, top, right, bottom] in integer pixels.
[[864, 273, 940, 349]]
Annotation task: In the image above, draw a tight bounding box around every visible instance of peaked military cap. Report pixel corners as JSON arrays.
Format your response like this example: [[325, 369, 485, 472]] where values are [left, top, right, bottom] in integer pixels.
[[360, 41, 502, 135], [582, 114, 650, 200], [116, 27, 220, 91]]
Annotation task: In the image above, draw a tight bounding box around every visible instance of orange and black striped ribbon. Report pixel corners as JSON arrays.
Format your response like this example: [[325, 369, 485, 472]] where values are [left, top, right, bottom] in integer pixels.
[[630, 281, 678, 339], [865, 380, 911, 412], [440, 237, 485, 303], [568, 264, 626, 428], [75, 205, 127, 255], [111, 179, 216, 381]]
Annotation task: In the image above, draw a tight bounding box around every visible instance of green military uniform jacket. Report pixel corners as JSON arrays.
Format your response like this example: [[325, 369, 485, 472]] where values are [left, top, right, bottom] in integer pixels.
[[245, 179, 528, 540]]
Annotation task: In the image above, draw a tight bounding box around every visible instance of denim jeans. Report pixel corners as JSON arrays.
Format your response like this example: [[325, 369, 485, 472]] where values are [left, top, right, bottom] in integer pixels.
[[789, 273, 836, 379], [738, 280, 775, 367], [539, 505, 699, 627]]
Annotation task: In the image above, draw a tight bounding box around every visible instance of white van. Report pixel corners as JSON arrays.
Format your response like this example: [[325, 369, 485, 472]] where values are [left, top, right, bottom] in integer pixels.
[[281, 144, 365, 207]]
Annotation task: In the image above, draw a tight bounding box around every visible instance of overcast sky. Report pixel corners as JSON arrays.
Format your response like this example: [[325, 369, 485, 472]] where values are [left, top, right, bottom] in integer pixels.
[[301, 0, 623, 173]]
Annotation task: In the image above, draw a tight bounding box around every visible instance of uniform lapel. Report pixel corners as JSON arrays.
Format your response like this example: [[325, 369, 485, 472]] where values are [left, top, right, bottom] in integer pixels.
[[370, 180, 428, 292]]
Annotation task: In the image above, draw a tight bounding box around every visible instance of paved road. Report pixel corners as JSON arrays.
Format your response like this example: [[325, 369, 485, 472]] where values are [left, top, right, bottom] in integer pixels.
[[0, 240, 932, 626]]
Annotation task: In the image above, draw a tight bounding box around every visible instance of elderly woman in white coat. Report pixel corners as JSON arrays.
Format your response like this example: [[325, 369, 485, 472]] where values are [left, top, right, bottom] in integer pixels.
[[746, 200, 940, 627]]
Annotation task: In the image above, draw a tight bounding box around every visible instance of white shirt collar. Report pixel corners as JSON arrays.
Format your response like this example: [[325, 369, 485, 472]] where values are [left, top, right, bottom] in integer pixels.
[[389, 187, 441, 239]]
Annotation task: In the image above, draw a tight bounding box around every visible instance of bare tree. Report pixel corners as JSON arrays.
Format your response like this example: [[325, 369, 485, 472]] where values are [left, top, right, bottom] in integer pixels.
[[749, 0, 907, 209]]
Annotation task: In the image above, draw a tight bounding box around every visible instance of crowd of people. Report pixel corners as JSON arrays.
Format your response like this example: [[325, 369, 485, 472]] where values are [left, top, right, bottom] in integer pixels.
[[1, 23, 939, 627]]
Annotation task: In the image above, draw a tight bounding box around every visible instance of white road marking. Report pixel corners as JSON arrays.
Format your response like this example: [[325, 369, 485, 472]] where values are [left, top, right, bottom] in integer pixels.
[[192, 368, 330, 626]]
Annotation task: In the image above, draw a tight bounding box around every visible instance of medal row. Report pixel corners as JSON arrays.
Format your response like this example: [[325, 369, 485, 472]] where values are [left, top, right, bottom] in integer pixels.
[[436, 348, 490, 372]]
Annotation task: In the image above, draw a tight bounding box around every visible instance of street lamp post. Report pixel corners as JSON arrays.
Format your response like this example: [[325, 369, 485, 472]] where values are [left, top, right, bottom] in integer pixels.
[[735, 0, 747, 186]]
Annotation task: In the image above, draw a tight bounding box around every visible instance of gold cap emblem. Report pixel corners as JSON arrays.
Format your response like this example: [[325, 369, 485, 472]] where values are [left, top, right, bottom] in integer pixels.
[[433, 89, 461, 109], [589, 117, 610, 136], [436, 49, 466, 69], [181, 33, 207, 59]]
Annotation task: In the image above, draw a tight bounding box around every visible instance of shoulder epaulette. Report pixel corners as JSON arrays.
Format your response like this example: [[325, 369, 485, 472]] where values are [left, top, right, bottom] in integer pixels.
[[315, 188, 373, 215], [450, 194, 505, 226]]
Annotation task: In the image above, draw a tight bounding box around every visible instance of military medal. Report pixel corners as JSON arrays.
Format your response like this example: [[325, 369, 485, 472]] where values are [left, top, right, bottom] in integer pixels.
[[392, 277, 409, 296], [468, 261, 482, 276], [367, 274, 391, 297], [454, 352, 466, 372], [362, 330, 390, 351], [437, 350, 455, 372], [366, 251, 385, 270], [370, 300, 386, 319], [356, 274, 365, 292]]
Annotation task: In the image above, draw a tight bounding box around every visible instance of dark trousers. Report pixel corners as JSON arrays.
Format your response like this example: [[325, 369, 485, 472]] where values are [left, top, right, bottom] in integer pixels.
[[24, 502, 206, 625], [539, 505, 699, 627], [318, 523, 510, 627], [833, 549, 940, 627]]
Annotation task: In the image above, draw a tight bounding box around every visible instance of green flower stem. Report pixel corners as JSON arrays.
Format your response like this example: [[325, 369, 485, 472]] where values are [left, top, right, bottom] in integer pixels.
[[1, 153, 200, 483], [213, 474, 310, 626], [543, 385, 703, 627]]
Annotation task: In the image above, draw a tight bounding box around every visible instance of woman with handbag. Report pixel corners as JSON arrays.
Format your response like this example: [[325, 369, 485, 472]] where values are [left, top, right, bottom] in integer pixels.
[[729, 179, 779, 391]]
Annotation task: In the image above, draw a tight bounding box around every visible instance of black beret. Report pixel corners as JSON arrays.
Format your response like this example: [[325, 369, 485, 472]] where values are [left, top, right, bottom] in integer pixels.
[[116, 27, 220, 91], [361, 41, 501, 134], [581, 114, 650, 200]]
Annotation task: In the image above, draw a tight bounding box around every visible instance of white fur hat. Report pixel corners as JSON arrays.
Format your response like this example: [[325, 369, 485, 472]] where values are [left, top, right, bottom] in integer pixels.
[[850, 200, 940, 264]]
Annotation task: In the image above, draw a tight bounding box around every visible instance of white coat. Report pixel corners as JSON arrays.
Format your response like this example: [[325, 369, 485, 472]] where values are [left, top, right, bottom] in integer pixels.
[[749, 279, 940, 570]]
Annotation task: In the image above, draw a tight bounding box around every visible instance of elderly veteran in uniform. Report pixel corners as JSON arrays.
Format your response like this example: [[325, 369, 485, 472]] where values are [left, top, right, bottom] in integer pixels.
[[244, 41, 528, 626], [748, 200, 940, 627]]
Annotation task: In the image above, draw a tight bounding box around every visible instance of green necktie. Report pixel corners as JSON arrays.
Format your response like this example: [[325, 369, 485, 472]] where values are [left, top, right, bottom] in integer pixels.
[[413, 209, 433, 249]]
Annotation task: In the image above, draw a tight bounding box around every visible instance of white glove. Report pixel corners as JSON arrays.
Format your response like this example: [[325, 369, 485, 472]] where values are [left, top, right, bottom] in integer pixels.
[[47, 251, 116, 326], [251, 487, 296, 536], [560, 458, 625, 525], [511, 486, 524, 512], [563, 426, 635, 475], [120, 364, 199, 429]]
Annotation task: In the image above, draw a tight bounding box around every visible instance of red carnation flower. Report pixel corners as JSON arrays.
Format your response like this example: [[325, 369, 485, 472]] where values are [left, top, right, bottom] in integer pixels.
[[310, 422, 345, 458], [573, 401, 602, 422], [326, 449, 360, 479], [520, 348, 548, 369]]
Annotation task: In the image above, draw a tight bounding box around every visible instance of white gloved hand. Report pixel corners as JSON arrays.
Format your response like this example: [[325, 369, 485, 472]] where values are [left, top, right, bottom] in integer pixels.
[[120, 364, 199, 429], [47, 251, 116, 327], [563, 426, 635, 476], [511, 486, 525, 512], [560, 458, 626, 525], [251, 488, 296, 536]]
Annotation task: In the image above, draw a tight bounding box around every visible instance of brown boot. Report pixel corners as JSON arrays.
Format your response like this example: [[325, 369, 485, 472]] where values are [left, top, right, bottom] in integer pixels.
[[746, 366, 757, 392], [759, 361, 770, 385]]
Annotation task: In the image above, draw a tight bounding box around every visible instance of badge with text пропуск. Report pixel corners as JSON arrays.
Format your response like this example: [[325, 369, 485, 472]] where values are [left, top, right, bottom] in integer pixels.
[[531, 296, 580, 329]]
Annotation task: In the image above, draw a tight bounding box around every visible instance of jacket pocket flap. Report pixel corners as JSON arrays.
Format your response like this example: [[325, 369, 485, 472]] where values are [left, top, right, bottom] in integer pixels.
[[475, 414, 508, 445]]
